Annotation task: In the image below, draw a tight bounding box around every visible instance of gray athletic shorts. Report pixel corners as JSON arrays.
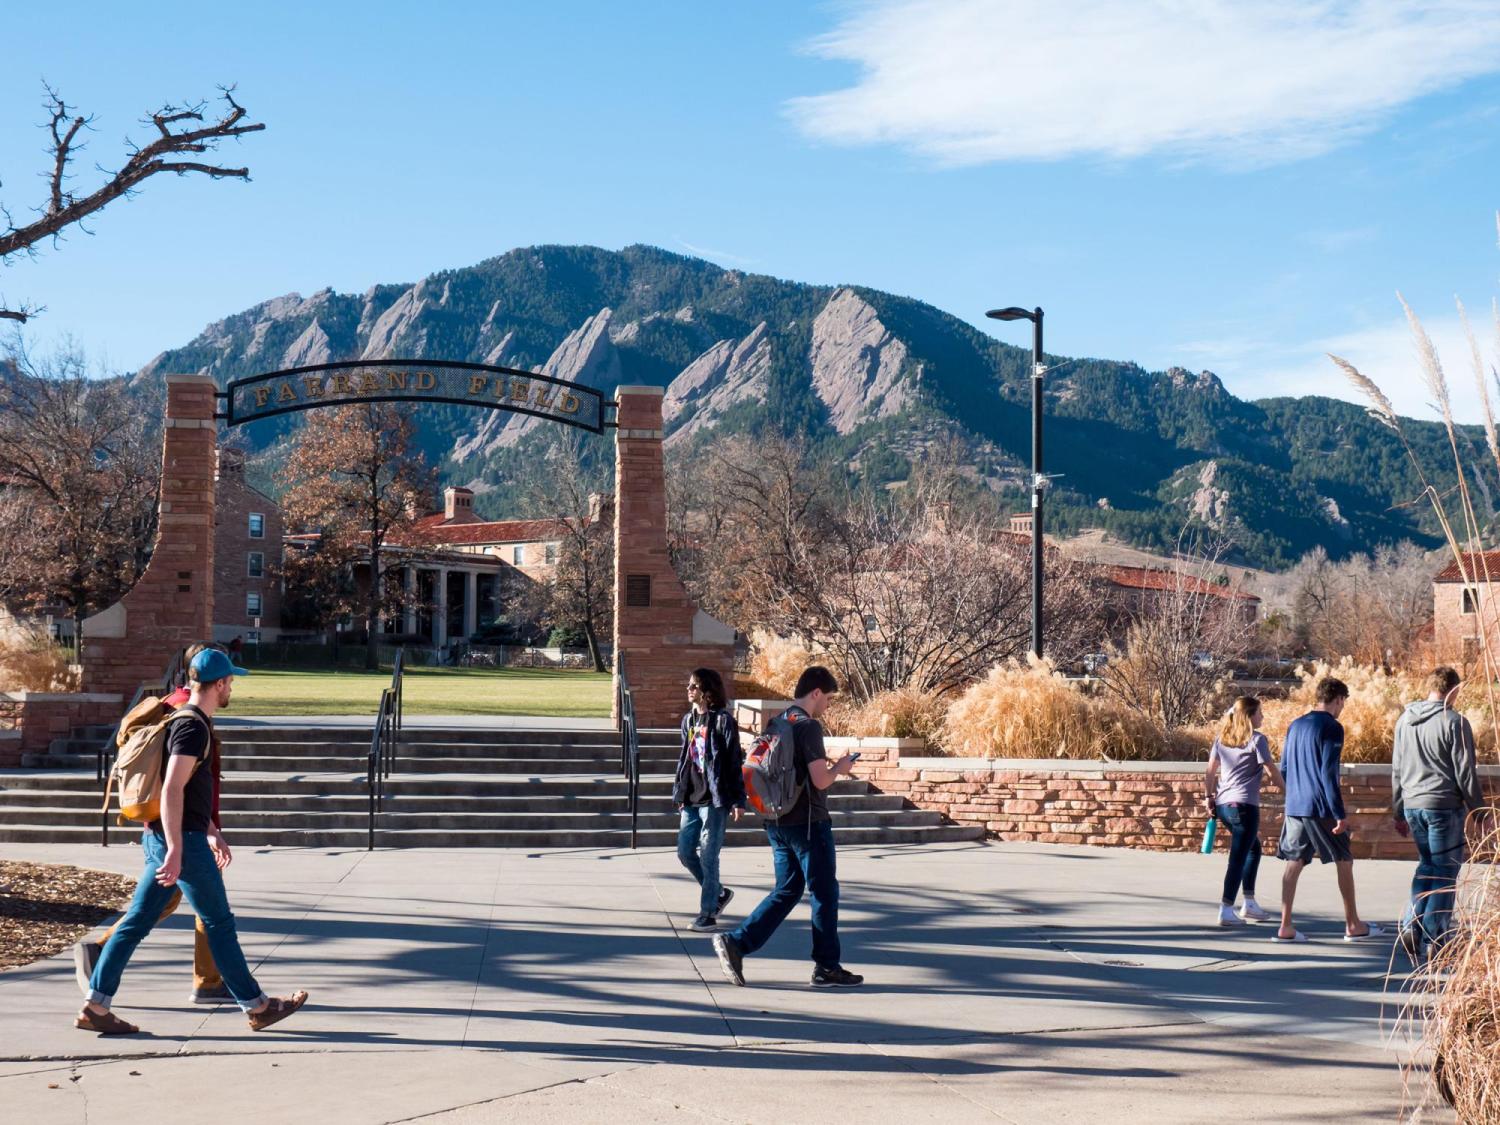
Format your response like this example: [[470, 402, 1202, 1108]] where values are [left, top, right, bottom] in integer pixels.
[[1277, 816, 1353, 864]]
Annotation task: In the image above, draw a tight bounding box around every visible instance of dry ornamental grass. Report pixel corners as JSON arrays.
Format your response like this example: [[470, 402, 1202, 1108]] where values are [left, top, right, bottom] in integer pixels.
[[1403, 820, 1500, 1121], [941, 658, 1168, 761], [0, 629, 79, 692]]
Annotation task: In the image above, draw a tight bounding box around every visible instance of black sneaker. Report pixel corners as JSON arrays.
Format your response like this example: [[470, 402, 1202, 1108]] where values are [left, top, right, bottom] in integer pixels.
[[73, 941, 102, 995], [689, 913, 718, 932], [712, 933, 745, 986], [716, 887, 734, 914], [190, 982, 235, 1005], [811, 965, 864, 988]]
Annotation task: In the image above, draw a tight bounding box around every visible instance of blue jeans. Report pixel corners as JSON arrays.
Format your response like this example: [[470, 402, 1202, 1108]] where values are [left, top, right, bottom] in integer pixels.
[[88, 831, 268, 1013], [727, 819, 841, 970], [1215, 802, 1262, 905], [677, 805, 730, 916], [1401, 808, 1467, 949]]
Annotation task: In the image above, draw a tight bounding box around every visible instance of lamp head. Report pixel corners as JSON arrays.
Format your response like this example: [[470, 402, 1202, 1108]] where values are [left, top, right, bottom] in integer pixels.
[[986, 307, 1035, 322]]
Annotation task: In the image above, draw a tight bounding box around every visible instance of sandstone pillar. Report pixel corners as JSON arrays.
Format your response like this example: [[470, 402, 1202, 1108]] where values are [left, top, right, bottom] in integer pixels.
[[82, 375, 218, 698], [612, 386, 734, 727]]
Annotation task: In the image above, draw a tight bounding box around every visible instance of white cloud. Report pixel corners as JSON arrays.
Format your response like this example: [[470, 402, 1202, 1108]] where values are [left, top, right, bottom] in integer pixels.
[[788, 1, 1500, 165], [1217, 306, 1500, 425]]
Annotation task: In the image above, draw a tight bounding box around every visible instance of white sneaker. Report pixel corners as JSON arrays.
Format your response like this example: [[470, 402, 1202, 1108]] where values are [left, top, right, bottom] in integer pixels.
[[1238, 902, 1274, 922], [1217, 907, 1247, 928]]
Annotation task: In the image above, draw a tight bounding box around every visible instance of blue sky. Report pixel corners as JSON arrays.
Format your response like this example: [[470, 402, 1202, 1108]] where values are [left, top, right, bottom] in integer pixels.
[[4, 1, 1500, 422]]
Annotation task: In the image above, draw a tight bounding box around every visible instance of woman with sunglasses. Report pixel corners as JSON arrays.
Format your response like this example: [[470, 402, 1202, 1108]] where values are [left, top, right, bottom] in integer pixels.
[[674, 667, 746, 932]]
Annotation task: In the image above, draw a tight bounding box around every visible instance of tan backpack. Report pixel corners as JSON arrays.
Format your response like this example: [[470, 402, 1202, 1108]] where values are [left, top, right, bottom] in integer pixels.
[[101, 698, 207, 824]]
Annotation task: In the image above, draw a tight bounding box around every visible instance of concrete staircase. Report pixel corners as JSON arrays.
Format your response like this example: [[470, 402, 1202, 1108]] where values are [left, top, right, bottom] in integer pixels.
[[0, 725, 983, 848]]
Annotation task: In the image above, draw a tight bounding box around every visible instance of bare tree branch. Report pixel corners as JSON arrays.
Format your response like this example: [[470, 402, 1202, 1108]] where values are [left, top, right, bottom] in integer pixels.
[[1, 82, 264, 321]]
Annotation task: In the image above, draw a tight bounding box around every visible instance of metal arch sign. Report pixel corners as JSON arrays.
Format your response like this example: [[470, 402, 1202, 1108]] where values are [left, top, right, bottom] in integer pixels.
[[221, 359, 608, 433]]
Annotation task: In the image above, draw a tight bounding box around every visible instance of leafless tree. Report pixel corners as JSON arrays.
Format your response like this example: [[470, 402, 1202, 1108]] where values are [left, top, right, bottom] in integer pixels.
[[281, 403, 434, 669], [1277, 542, 1435, 665], [0, 340, 160, 653], [513, 432, 615, 671], [1, 84, 264, 322], [670, 434, 1106, 700], [1100, 540, 1256, 730]]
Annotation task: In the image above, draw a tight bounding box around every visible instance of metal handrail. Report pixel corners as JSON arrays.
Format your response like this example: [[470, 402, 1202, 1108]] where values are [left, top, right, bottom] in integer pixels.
[[367, 687, 395, 850], [99, 648, 186, 847], [616, 653, 641, 849], [388, 647, 404, 779]]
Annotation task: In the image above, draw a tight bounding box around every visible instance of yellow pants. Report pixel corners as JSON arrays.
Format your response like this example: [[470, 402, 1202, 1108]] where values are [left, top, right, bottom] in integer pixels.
[[95, 887, 222, 991]]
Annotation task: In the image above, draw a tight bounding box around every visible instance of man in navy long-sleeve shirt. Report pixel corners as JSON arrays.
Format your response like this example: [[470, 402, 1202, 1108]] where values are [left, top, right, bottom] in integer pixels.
[[1272, 677, 1386, 944]]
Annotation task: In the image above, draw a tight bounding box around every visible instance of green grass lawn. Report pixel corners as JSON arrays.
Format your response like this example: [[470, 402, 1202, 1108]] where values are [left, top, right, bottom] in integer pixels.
[[229, 666, 613, 718]]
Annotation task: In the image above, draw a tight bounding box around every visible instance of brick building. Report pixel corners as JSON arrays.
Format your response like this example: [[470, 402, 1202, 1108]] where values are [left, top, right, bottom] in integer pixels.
[[213, 450, 284, 643], [1431, 550, 1500, 661], [285, 486, 594, 651]]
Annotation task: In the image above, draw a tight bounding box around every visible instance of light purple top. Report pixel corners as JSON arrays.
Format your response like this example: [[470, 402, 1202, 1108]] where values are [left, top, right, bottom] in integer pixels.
[[1209, 732, 1272, 806]]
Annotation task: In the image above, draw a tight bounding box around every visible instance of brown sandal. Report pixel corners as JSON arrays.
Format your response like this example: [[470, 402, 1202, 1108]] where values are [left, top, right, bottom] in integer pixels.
[[74, 1008, 141, 1035], [248, 990, 308, 1032]]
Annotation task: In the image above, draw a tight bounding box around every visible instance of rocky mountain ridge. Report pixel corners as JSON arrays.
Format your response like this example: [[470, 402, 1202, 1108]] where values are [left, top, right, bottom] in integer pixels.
[[133, 243, 1472, 569]]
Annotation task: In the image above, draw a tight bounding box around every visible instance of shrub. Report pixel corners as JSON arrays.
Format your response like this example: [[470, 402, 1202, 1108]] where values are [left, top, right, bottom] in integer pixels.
[[941, 658, 1167, 761], [823, 686, 948, 741], [1258, 658, 1494, 764], [0, 629, 79, 692], [747, 630, 816, 699]]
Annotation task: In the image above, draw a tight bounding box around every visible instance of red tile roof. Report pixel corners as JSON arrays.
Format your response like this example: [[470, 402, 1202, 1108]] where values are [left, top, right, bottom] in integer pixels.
[[1106, 565, 1259, 601], [390, 514, 571, 548], [1434, 551, 1500, 582]]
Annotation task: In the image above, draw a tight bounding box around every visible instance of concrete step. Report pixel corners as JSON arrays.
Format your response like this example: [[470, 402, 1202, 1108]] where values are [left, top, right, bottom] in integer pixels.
[[0, 806, 942, 832], [214, 740, 677, 761], [0, 789, 910, 814], [216, 728, 675, 746], [0, 771, 883, 799], [0, 823, 985, 848]]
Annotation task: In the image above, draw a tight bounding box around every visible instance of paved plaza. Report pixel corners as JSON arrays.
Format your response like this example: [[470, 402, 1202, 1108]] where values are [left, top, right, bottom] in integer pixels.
[[0, 838, 1450, 1123]]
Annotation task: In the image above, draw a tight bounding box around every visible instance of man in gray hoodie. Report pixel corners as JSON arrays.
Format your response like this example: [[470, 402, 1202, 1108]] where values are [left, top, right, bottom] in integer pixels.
[[1392, 666, 1487, 961]]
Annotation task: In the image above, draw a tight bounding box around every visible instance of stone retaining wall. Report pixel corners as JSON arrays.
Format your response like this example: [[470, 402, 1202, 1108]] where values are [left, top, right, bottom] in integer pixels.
[[845, 743, 1500, 861], [0, 692, 122, 766]]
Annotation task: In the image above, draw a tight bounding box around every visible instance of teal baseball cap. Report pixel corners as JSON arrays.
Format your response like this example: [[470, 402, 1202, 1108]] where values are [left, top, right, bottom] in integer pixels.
[[190, 648, 250, 683]]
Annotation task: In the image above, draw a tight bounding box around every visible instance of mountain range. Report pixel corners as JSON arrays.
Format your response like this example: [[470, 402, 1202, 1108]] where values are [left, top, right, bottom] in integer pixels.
[[134, 243, 1479, 570]]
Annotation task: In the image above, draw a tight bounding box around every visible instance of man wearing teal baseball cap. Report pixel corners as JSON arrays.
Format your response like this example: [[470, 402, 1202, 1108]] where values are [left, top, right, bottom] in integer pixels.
[[76, 645, 310, 1035]]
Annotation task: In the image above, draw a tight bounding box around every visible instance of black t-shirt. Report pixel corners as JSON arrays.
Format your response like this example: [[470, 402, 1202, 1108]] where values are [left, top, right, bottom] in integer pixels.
[[148, 708, 214, 835], [767, 708, 831, 826]]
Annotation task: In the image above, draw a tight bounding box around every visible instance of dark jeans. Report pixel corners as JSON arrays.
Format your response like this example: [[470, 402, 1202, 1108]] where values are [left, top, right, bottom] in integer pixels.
[[1215, 802, 1261, 905], [728, 819, 841, 970], [1401, 808, 1466, 949], [88, 831, 267, 1013], [677, 804, 730, 916]]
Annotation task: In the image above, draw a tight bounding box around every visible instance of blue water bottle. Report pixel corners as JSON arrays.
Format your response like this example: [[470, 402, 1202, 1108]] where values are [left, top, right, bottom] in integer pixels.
[[1200, 816, 1218, 854]]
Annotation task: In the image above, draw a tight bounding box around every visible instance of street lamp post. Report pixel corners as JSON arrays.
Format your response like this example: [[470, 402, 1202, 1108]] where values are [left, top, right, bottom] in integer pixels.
[[986, 305, 1045, 659]]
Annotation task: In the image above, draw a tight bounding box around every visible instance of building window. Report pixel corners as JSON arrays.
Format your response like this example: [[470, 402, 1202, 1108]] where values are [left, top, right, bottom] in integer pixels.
[[544, 543, 558, 565], [1463, 587, 1479, 615], [247, 551, 264, 578], [246, 591, 262, 617], [513, 545, 525, 565], [863, 614, 879, 632], [248, 512, 265, 539]]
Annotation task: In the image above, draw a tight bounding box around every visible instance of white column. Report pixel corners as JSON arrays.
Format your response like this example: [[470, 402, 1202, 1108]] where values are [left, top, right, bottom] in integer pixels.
[[434, 567, 449, 648], [463, 570, 478, 638], [403, 567, 418, 634]]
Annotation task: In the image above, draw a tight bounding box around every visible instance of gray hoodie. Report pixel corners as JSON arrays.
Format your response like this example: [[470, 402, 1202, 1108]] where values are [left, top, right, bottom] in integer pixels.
[[1391, 700, 1483, 817]]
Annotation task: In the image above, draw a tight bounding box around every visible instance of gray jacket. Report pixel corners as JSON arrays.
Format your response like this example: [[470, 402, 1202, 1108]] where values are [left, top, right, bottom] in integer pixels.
[[1391, 700, 1483, 817]]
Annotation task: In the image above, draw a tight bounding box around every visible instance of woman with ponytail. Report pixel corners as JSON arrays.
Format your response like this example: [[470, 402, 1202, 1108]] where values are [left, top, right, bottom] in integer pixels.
[[1205, 696, 1285, 927]]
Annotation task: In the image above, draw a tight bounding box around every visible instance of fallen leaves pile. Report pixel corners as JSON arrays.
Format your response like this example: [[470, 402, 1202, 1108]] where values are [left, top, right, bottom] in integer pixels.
[[0, 861, 135, 970]]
